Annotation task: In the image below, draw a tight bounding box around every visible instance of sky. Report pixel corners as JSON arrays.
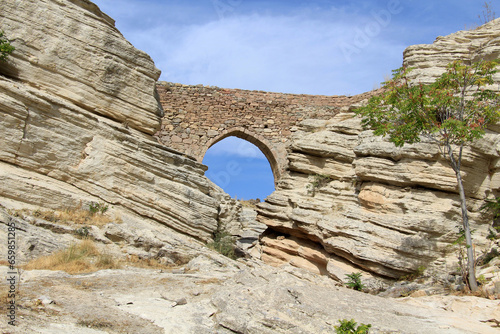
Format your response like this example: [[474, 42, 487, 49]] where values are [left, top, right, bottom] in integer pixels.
[[91, 0, 498, 200], [202, 137, 275, 200]]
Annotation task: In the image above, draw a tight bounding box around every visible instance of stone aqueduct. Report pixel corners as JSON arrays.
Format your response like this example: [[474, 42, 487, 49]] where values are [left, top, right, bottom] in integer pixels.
[[155, 82, 377, 182]]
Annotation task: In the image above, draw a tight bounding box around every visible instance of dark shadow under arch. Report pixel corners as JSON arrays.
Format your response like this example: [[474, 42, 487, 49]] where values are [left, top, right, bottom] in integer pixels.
[[200, 127, 281, 184]]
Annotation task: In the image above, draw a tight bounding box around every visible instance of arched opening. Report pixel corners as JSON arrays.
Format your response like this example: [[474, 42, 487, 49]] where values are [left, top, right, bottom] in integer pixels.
[[202, 130, 277, 200], [201, 128, 281, 183]]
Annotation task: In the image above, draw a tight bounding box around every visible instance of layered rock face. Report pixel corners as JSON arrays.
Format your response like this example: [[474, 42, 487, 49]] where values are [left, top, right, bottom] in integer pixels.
[[0, 0, 219, 242], [404, 18, 500, 83], [1, 0, 162, 135], [257, 21, 500, 280]]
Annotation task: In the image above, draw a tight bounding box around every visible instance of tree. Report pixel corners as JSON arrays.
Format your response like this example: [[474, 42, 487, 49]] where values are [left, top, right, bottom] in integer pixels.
[[0, 30, 15, 62], [356, 59, 500, 292]]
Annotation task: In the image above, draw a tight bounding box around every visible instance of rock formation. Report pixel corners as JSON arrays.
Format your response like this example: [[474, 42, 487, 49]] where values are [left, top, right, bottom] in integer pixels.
[[404, 18, 500, 84], [0, 0, 220, 243], [2, 198, 500, 333], [1, 1, 500, 332], [257, 20, 500, 282]]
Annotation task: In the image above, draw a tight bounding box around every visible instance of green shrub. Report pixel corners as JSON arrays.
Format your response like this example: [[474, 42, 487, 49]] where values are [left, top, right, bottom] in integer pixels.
[[207, 229, 236, 259], [345, 272, 365, 291], [75, 226, 90, 238], [335, 319, 371, 334], [0, 30, 14, 62], [477, 274, 487, 285], [88, 201, 109, 215]]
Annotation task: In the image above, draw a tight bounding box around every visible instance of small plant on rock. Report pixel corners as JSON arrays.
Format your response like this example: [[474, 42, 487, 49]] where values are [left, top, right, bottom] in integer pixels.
[[335, 319, 371, 334], [477, 274, 488, 286], [0, 30, 14, 62], [307, 174, 331, 196], [207, 226, 236, 260], [479, 1, 496, 24], [345, 272, 365, 291], [75, 226, 90, 238], [88, 201, 109, 215]]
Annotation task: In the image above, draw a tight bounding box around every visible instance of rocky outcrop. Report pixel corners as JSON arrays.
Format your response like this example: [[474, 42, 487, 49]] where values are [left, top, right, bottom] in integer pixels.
[[2, 200, 499, 333], [3, 246, 499, 333], [1, 0, 162, 135], [0, 0, 219, 242], [257, 20, 500, 281], [258, 111, 499, 280], [404, 18, 500, 84]]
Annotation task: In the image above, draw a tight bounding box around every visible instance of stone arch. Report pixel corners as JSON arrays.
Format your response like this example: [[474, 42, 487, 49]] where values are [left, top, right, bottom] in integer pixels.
[[199, 127, 281, 183]]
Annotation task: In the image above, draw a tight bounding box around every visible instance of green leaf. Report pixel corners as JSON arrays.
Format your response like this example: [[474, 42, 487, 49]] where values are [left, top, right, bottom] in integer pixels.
[[0, 30, 15, 62]]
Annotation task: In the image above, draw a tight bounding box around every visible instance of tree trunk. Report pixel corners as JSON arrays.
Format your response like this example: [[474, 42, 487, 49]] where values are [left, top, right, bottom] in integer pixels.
[[454, 168, 478, 292]]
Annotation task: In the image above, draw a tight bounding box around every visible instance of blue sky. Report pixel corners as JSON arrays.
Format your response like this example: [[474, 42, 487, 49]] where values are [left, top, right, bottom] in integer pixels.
[[91, 0, 497, 200], [202, 138, 275, 200]]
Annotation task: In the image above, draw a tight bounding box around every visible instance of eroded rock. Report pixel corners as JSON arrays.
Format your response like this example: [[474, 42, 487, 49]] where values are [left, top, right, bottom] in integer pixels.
[[0, 0, 219, 242]]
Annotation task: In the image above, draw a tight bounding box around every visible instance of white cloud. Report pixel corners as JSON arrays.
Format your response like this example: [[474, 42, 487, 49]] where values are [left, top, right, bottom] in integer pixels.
[[159, 12, 407, 94], [91, 0, 489, 96]]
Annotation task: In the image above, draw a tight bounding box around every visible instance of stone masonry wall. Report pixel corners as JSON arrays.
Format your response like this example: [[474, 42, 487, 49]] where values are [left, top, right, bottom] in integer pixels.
[[156, 82, 379, 181]]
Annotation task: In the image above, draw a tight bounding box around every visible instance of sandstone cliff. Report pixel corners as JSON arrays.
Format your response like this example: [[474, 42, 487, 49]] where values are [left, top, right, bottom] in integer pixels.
[[257, 20, 500, 282], [1, 2, 500, 332], [0, 0, 220, 243], [404, 18, 500, 84]]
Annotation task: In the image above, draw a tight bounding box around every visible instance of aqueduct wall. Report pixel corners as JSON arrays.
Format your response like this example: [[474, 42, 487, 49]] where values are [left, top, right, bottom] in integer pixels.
[[155, 82, 378, 181]]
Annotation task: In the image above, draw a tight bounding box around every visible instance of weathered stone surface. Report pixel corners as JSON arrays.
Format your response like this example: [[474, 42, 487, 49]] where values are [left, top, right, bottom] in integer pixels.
[[0, 0, 163, 135], [2, 226, 499, 334], [258, 109, 499, 279], [0, 0, 219, 242], [256, 21, 500, 281], [0, 206, 216, 272], [2, 187, 499, 333], [404, 18, 500, 85], [0, 207, 77, 264]]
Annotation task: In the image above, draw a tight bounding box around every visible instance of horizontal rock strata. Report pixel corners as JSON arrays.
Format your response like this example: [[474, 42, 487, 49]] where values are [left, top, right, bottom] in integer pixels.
[[404, 18, 500, 84], [257, 111, 499, 279], [257, 19, 500, 280], [0, 0, 162, 135], [0, 0, 219, 242]]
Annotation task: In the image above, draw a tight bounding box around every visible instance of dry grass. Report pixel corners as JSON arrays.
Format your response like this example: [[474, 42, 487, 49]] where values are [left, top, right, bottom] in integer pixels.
[[195, 278, 223, 285], [0, 290, 9, 309], [23, 241, 181, 275], [12, 202, 122, 227], [77, 318, 114, 330], [35, 207, 120, 227], [23, 239, 121, 274], [239, 199, 260, 209], [124, 254, 176, 270]]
